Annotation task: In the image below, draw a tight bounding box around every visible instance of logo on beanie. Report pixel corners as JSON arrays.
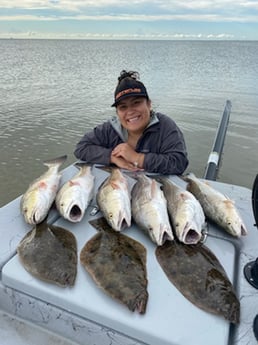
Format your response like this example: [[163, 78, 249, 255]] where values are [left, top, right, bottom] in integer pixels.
[[115, 88, 142, 100]]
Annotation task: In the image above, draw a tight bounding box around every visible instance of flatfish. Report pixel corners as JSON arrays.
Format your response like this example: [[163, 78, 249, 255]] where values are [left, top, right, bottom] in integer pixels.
[[80, 217, 148, 314], [156, 240, 240, 324], [17, 221, 77, 287]]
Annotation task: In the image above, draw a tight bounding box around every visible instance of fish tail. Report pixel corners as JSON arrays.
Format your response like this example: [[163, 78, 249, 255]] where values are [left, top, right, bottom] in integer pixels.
[[181, 172, 196, 183], [95, 165, 113, 174], [131, 291, 148, 314], [43, 155, 67, 169], [74, 162, 92, 174]]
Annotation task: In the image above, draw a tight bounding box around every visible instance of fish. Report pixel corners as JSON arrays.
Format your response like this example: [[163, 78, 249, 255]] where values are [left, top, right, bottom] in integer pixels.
[[80, 217, 148, 314], [131, 174, 174, 246], [17, 221, 77, 287], [156, 240, 240, 324], [55, 163, 95, 222], [157, 177, 206, 244], [183, 173, 248, 237], [96, 167, 131, 231], [20, 155, 67, 225]]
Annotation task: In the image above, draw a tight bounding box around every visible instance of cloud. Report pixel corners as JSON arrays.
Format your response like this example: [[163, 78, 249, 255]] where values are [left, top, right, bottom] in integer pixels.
[[0, 0, 258, 21], [1, 13, 258, 23], [0, 0, 257, 39]]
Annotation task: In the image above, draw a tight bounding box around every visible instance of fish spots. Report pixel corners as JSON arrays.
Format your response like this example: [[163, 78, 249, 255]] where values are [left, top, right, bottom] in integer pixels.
[[17, 222, 77, 287], [38, 181, 48, 189], [156, 241, 240, 324], [81, 217, 148, 314]]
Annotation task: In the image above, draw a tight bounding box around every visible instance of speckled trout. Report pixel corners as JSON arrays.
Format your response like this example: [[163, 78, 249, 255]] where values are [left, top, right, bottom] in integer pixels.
[[96, 168, 131, 231], [184, 173, 248, 237], [20, 155, 67, 225], [55, 163, 95, 222], [157, 177, 206, 244], [131, 174, 174, 246]]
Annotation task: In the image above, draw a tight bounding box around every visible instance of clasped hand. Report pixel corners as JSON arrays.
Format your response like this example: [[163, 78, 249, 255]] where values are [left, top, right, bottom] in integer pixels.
[[111, 143, 143, 171]]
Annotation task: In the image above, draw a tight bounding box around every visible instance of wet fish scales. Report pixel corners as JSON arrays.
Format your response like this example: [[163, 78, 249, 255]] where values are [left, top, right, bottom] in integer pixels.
[[81, 217, 148, 314], [96, 168, 131, 231], [131, 174, 174, 246], [55, 163, 95, 222], [20, 155, 67, 225], [184, 173, 247, 237], [156, 241, 240, 324], [17, 222, 77, 287], [157, 177, 205, 244]]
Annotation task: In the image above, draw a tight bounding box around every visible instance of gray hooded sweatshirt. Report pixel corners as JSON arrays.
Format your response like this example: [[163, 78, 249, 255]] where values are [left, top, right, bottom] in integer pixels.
[[74, 112, 188, 175]]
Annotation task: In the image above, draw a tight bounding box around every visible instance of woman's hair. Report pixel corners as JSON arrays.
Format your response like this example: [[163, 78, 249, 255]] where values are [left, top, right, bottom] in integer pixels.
[[117, 70, 140, 83], [111, 70, 149, 107]]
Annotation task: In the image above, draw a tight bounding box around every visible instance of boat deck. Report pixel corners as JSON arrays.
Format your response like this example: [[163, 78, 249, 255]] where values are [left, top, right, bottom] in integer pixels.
[[0, 164, 258, 345]]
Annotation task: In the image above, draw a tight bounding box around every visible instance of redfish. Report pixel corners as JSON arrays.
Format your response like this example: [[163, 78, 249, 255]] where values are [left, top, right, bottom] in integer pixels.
[[184, 173, 247, 237], [20, 155, 67, 225], [96, 168, 131, 231], [131, 174, 174, 246], [55, 163, 95, 222]]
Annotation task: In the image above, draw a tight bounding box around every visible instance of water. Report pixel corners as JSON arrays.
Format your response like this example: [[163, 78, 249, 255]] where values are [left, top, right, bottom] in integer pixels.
[[1, 39, 257, 207]]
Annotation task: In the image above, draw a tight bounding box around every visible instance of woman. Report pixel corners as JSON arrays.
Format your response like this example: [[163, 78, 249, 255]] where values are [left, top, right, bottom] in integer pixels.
[[74, 70, 188, 175]]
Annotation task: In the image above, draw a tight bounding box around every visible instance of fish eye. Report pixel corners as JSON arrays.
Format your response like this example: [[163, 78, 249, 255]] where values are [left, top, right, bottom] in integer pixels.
[[109, 213, 113, 219]]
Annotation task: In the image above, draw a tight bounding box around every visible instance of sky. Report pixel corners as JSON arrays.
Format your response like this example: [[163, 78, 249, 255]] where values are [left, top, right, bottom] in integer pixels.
[[0, 0, 258, 40]]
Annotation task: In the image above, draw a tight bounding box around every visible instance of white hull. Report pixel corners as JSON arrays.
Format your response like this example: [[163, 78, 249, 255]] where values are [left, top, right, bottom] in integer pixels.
[[1, 164, 257, 345]]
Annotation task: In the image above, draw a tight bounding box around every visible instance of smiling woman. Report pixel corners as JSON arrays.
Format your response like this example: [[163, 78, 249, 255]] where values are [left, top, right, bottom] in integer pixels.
[[74, 70, 189, 175]]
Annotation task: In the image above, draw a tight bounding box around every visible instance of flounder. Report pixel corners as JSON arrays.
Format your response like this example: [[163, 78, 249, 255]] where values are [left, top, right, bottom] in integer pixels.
[[80, 217, 148, 314], [156, 240, 240, 324], [17, 221, 77, 287]]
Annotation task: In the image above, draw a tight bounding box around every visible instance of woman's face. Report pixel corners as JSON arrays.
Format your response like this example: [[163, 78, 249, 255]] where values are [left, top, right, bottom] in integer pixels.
[[116, 97, 152, 134]]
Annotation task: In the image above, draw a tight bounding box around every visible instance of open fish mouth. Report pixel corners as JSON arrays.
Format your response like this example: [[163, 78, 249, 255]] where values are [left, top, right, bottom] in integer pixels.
[[180, 222, 202, 244], [156, 226, 174, 246], [241, 224, 248, 236], [110, 214, 131, 232], [25, 208, 44, 225], [68, 204, 83, 222], [107, 209, 131, 232], [183, 228, 202, 244]]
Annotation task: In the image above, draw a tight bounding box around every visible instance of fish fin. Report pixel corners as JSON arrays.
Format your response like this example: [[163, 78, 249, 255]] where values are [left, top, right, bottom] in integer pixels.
[[95, 165, 113, 173], [74, 162, 91, 170], [43, 155, 67, 168], [150, 178, 159, 198], [110, 181, 120, 190], [89, 217, 114, 232], [223, 199, 234, 208], [69, 180, 81, 187], [123, 171, 146, 180]]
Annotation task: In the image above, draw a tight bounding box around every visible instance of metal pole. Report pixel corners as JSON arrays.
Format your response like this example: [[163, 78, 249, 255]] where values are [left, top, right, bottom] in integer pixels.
[[203, 100, 232, 181]]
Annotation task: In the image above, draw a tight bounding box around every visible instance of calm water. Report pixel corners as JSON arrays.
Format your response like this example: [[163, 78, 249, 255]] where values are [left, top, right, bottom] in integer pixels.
[[1, 39, 257, 207]]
